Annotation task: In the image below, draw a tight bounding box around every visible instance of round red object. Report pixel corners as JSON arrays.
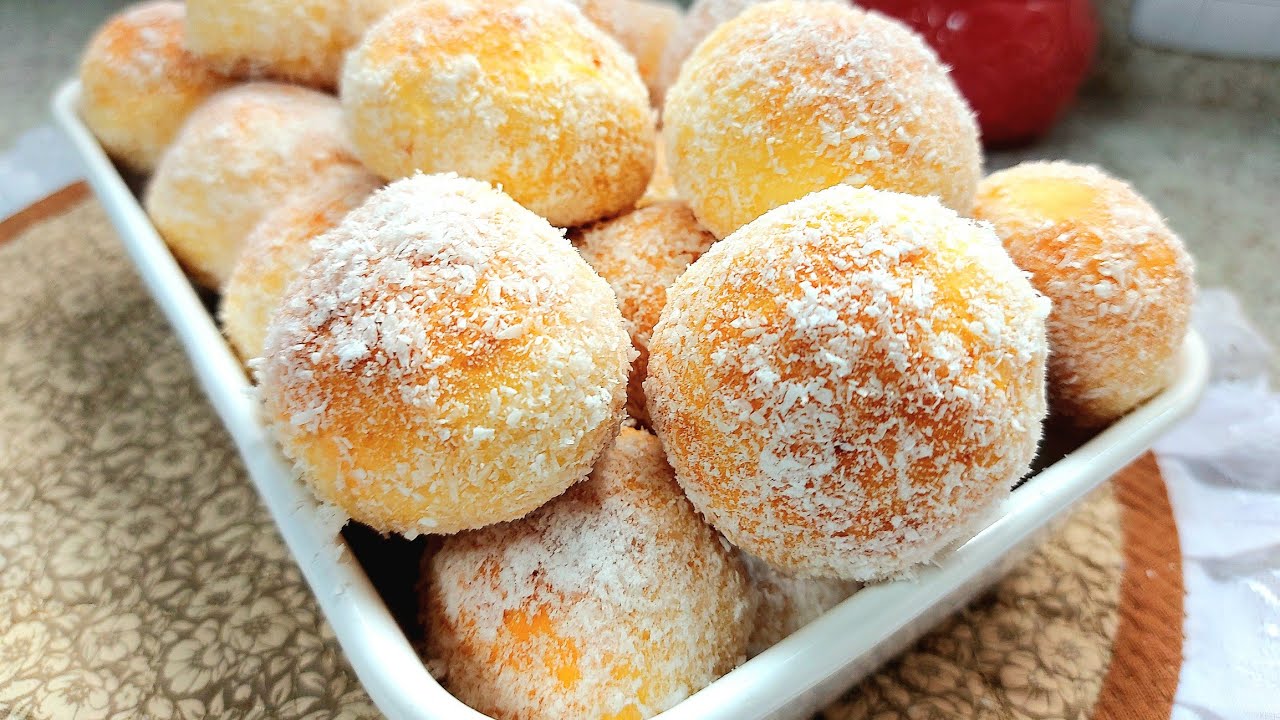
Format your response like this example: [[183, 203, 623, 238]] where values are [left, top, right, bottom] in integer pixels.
[[858, 0, 1098, 147]]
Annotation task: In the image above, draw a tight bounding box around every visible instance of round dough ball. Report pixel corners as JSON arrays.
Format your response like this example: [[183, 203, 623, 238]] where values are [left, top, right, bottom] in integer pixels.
[[341, 0, 654, 227], [185, 0, 410, 88], [258, 173, 634, 536], [424, 427, 753, 720], [144, 82, 360, 289], [742, 553, 858, 657], [974, 161, 1196, 427], [220, 166, 382, 362], [645, 185, 1050, 580], [77, 1, 234, 173], [663, 0, 981, 238], [574, 201, 716, 426], [577, 0, 683, 103]]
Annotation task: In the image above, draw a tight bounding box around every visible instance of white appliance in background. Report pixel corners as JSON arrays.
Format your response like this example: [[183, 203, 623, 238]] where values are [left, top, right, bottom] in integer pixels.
[[1131, 0, 1280, 59]]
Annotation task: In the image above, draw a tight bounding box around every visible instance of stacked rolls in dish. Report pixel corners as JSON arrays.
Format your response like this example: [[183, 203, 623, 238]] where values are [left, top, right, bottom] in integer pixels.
[[78, 0, 1195, 717]]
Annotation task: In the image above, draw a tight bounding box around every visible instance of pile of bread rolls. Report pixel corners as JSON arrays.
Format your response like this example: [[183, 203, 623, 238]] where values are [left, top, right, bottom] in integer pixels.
[[78, 1, 1194, 717]]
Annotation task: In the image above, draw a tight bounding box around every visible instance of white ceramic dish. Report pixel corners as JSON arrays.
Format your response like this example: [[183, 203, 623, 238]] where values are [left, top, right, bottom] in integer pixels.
[[53, 79, 1209, 720]]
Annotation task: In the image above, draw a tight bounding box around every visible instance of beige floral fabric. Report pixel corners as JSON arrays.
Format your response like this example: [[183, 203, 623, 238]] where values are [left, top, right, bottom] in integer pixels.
[[0, 192, 1137, 720], [0, 196, 379, 719]]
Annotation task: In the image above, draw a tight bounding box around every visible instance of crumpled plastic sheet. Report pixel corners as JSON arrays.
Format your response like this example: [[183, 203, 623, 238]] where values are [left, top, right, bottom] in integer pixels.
[[1156, 290, 1280, 720]]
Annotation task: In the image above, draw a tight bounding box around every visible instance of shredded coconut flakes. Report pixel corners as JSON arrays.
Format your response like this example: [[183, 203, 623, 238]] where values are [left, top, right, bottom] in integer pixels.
[[646, 185, 1050, 581]]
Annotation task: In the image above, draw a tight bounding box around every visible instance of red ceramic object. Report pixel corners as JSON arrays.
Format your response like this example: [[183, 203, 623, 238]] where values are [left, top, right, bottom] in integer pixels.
[[858, 0, 1098, 147]]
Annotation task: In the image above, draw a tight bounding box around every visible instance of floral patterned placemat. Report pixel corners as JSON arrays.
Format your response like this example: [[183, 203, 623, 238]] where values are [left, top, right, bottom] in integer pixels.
[[0, 187, 1183, 720]]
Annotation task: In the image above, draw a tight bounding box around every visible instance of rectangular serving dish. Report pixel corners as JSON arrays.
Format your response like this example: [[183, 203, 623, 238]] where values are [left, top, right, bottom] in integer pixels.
[[53, 79, 1209, 720]]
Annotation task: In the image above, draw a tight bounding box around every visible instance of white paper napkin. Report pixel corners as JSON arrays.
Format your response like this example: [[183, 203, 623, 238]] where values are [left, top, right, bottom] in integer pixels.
[[1156, 290, 1280, 720]]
